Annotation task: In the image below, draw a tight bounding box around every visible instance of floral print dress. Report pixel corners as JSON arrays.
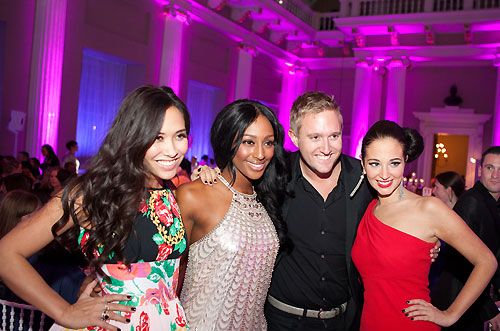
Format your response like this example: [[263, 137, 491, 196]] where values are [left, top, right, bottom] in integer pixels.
[[50, 188, 188, 331]]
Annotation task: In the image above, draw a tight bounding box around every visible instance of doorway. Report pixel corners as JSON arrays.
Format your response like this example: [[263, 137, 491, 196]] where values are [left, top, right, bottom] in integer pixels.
[[431, 134, 468, 178]]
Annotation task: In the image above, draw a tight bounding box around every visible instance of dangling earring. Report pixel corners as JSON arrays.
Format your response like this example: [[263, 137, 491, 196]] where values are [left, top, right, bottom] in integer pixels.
[[398, 180, 405, 201]]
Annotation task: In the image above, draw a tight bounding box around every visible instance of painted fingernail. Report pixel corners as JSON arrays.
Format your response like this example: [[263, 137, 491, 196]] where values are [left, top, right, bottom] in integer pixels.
[[127, 295, 132, 299], [401, 309, 405, 313], [406, 300, 410, 304], [209, 181, 212, 185], [197, 168, 202, 172], [405, 313, 409, 316], [117, 329, 121, 331], [204, 181, 208, 184], [131, 307, 136, 312], [126, 318, 131, 323], [214, 179, 218, 183], [411, 317, 414, 321]]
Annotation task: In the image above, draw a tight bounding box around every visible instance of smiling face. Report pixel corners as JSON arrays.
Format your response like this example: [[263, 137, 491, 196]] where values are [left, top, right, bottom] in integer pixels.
[[363, 137, 406, 198], [232, 114, 275, 183], [480, 153, 500, 200], [289, 110, 342, 179], [143, 106, 188, 188]]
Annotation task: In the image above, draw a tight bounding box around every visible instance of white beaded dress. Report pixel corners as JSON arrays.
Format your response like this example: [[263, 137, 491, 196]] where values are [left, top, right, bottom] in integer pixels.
[[181, 176, 279, 331]]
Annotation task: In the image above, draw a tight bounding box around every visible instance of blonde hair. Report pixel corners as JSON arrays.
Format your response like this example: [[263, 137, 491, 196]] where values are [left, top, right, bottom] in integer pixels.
[[289, 91, 343, 133]]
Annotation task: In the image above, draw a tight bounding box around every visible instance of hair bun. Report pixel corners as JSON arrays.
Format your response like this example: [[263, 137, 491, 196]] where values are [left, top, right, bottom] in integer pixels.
[[403, 128, 424, 162]]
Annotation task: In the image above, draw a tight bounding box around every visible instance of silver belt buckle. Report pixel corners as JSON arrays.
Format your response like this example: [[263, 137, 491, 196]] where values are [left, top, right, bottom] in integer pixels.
[[317, 308, 324, 319]]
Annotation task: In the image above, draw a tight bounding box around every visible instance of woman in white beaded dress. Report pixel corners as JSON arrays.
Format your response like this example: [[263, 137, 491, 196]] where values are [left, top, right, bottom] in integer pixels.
[[176, 100, 288, 330]]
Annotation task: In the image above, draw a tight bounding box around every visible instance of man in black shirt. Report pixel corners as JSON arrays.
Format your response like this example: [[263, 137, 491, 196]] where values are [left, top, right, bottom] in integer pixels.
[[431, 146, 500, 331], [265, 92, 373, 330]]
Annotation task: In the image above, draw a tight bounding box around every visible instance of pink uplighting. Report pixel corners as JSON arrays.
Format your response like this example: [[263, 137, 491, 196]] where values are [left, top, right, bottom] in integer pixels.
[[28, 0, 67, 158]]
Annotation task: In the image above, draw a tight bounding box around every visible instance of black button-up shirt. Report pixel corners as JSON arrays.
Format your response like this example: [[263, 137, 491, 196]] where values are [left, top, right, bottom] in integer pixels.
[[268, 155, 349, 310]]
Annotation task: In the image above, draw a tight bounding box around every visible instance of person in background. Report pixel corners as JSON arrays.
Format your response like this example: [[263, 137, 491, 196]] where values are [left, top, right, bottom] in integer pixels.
[[0, 85, 191, 331], [352, 120, 496, 330], [48, 168, 76, 197], [40, 144, 60, 175], [179, 157, 192, 177], [62, 141, 80, 175], [432, 171, 465, 209], [17, 151, 30, 163], [190, 156, 198, 174], [198, 154, 209, 166], [432, 146, 500, 331], [29, 157, 42, 179], [429, 171, 465, 289]]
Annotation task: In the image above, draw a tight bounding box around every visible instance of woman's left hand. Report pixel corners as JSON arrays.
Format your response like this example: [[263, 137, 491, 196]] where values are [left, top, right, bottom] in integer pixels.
[[403, 299, 457, 327]]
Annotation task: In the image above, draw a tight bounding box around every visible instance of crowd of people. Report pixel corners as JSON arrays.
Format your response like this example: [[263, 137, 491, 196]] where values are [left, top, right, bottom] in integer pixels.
[[0, 85, 498, 331]]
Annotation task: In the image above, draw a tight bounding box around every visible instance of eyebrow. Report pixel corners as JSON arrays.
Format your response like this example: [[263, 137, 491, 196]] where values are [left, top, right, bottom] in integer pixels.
[[242, 133, 275, 139], [158, 128, 187, 135], [306, 131, 341, 136], [366, 157, 403, 162]]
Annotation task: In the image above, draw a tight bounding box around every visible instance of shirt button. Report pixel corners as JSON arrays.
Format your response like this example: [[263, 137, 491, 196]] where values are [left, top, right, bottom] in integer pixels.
[[322, 297, 327, 301], [321, 230, 325, 235], [320, 254, 325, 259], [321, 276, 326, 281], [322, 208, 326, 211]]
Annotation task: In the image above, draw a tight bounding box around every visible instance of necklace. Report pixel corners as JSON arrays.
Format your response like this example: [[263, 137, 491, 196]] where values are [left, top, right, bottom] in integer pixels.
[[146, 189, 185, 245]]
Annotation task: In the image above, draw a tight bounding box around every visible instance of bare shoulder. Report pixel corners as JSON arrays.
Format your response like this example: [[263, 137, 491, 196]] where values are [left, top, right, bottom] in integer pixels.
[[175, 179, 223, 212], [176, 179, 210, 203], [416, 195, 446, 211]]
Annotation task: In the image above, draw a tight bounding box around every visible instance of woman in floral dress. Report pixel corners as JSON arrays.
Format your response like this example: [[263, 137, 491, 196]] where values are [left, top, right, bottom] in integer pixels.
[[0, 86, 190, 331]]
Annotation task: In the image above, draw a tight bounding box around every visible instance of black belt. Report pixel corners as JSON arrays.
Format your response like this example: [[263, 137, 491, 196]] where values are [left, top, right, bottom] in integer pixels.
[[267, 295, 347, 319]]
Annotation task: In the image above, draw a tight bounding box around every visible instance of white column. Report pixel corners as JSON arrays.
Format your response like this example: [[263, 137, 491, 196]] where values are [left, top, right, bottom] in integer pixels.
[[493, 64, 500, 145], [384, 60, 407, 125], [279, 65, 308, 151], [369, 69, 384, 124], [423, 0, 433, 12], [159, 10, 189, 94], [339, 0, 350, 16], [351, 0, 361, 16], [349, 62, 372, 158], [234, 44, 255, 100], [26, 0, 68, 157], [463, 0, 474, 10]]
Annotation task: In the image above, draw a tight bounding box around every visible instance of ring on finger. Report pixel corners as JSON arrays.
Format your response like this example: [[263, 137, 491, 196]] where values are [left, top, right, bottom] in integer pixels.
[[101, 310, 109, 320], [104, 303, 109, 311]]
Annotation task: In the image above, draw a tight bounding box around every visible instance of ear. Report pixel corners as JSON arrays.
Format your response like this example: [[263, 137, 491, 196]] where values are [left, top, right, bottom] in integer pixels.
[[288, 129, 299, 148]]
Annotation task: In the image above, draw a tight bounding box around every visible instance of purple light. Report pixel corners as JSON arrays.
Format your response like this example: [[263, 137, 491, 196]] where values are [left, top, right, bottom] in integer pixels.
[[27, 0, 67, 158], [472, 22, 500, 32]]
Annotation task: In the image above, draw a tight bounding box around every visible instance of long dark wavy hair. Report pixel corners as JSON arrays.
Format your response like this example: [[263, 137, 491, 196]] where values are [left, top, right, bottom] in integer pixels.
[[210, 99, 287, 243], [52, 85, 190, 271]]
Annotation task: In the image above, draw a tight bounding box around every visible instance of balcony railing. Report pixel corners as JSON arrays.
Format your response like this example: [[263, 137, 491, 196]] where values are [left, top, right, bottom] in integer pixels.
[[311, 0, 500, 31]]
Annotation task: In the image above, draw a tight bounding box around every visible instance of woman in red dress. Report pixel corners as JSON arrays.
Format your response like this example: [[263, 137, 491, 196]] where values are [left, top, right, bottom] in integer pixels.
[[351, 120, 497, 331]]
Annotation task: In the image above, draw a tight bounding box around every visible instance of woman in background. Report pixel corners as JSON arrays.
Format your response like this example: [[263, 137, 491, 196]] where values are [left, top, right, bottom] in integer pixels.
[[40, 145, 60, 174], [432, 171, 465, 209]]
